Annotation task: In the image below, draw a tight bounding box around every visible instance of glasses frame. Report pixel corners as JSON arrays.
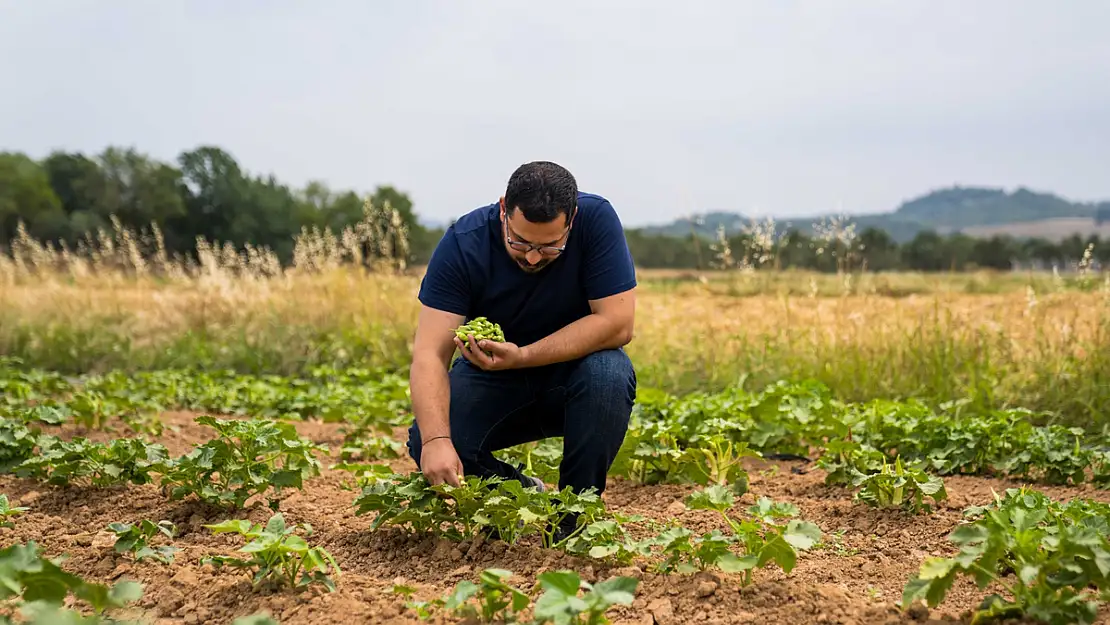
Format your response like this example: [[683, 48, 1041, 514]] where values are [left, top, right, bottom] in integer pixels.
[[501, 204, 576, 257]]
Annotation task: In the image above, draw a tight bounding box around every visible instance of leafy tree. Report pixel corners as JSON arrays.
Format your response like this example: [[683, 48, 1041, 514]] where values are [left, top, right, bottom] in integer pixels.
[[858, 227, 900, 271], [96, 147, 187, 229], [0, 152, 66, 243], [174, 145, 248, 250], [42, 151, 105, 217], [970, 235, 1021, 270], [902, 231, 946, 271]]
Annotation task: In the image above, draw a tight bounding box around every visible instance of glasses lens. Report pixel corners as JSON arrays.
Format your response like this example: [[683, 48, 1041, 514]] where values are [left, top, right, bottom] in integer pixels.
[[509, 242, 531, 252], [539, 247, 562, 256]]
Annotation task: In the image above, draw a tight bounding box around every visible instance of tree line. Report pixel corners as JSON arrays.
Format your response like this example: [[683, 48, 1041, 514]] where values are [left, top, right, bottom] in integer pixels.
[[1, 145, 1105, 272], [0, 146, 439, 265], [626, 227, 1107, 272]]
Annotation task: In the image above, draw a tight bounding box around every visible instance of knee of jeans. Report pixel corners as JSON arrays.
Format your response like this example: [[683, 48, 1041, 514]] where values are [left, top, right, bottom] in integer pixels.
[[578, 349, 637, 403]]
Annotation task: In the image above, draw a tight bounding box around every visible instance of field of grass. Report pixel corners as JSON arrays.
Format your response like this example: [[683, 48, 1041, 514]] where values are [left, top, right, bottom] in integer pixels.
[[4, 232, 1110, 624]]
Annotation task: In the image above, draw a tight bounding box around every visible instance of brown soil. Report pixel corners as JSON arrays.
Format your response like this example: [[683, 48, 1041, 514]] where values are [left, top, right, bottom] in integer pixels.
[[2, 412, 1109, 625]]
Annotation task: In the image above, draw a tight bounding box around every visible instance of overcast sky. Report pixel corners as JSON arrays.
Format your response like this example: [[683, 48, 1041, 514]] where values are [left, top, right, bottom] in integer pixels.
[[2, 1, 1109, 226]]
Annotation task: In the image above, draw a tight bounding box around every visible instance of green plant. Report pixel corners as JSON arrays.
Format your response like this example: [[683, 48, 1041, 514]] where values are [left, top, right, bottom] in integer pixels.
[[160, 416, 326, 510], [608, 421, 689, 485], [0, 419, 39, 474], [15, 437, 168, 488], [337, 433, 404, 464], [682, 486, 822, 585], [816, 439, 885, 486], [203, 513, 340, 593], [496, 439, 563, 486], [852, 456, 947, 513], [0, 541, 143, 622], [562, 514, 655, 565], [0, 495, 27, 529], [684, 435, 758, 494], [652, 526, 740, 574], [903, 488, 1110, 625], [441, 568, 530, 623], [354, 469, 617, 552], [106, 520, 178, 564], [532, 570, 639, 625], [0, 404, 69, 426], [355, 470, 495, 539]]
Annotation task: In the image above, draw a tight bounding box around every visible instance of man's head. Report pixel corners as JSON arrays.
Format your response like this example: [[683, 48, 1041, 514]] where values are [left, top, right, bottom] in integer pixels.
[[500, 161, 578, 273]]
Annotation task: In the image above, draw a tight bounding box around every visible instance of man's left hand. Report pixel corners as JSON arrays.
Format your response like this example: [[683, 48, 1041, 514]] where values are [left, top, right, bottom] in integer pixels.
[[454, 334, 526, 371]]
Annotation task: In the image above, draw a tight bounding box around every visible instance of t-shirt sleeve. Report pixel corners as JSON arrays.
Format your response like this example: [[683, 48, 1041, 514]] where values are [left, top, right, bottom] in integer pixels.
[[581, 199, 638, 300], [417, 229, 471, 316]]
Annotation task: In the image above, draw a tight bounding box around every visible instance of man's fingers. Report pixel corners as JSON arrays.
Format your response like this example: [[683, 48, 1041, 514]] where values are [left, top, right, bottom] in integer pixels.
[[455, 337, 479, 366], [467, 334, 495, 368]]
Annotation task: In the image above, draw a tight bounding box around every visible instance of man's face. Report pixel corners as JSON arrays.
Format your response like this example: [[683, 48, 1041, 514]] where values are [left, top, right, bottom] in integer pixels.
[[500, 200, 572, 274]]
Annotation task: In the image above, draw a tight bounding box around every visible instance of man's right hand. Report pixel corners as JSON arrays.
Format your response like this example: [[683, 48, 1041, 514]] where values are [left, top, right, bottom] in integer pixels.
[[421, 438, 464, 487]]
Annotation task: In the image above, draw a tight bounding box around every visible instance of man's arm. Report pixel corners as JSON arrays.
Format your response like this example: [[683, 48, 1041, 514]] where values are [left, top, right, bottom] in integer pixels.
[[518, 287, 636, 368], [410, 304, 466, 485]]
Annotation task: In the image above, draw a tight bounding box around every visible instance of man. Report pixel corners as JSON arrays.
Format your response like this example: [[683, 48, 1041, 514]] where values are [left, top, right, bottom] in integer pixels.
[[406, 160, 638, 515]]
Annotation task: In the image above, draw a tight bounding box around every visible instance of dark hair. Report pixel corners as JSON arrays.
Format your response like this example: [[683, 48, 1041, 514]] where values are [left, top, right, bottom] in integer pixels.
[[504, 161, 578, 225]]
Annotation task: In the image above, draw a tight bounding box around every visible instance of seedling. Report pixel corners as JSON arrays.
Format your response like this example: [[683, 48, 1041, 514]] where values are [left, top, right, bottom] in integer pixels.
[[0, 541, 143, 618], [0, 419, 39, 474], [684, 435, 759, 495], [851, 456, 947, 514], [160, 416, 326, 510], [816, 439, 885, 486], [106, 520, 178, 564], [0, 494, 28, 529], [442, 568, 530, 624], [903, 487, 1110, 625], [16, 436, 168, 488], [532, 570, 639, 625], [203, 513, 340, 593], [683, 486, 822, 585]]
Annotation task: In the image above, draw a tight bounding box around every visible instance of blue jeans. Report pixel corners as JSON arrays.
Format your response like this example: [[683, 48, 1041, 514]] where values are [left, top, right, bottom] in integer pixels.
[[407, 348, 637, 495]]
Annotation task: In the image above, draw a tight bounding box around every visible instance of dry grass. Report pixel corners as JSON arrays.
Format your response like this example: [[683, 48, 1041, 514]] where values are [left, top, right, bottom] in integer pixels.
[[2, 217, 1109, 425]]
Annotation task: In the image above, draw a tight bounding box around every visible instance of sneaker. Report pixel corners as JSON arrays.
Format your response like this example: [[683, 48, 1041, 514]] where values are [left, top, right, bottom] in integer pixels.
[[526, 475, 546, 492]]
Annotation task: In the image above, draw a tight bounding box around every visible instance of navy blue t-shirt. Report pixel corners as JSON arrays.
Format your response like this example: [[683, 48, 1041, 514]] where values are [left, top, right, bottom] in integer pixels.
[[418, 192, 637, 348]]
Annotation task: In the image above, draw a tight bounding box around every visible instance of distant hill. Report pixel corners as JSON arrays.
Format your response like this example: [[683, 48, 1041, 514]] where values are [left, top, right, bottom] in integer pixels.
[[638, 186, 1110, 243]]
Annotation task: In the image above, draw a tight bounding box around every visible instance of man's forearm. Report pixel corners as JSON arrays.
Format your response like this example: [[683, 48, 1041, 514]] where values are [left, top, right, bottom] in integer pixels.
[[519, 313, 631, 368], [409, 355, 452, 440]]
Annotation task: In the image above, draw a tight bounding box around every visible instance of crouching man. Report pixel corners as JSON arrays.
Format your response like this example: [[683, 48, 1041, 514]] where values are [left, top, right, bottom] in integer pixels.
[[405, 161, 638, 539]]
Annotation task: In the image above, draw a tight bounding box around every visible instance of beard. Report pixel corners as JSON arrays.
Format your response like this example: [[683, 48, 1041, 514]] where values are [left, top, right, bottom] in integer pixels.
[[515, 257, 553, 273]]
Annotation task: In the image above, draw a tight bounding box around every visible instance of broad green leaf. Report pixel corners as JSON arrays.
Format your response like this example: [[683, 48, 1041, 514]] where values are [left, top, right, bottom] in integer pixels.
[[590, 576, 638, 605], [444, 580, 478, 610], [204, 520, 253, 534], [784, 521, 822, 551], [537, 570, 581, 596], [108, 580, 143, 605], [517, 508, 541, 524], [757, 535, 797, 574], [918, 557, 956, 580], [685, 485, 734, 512], [716, 553, 757, 572]]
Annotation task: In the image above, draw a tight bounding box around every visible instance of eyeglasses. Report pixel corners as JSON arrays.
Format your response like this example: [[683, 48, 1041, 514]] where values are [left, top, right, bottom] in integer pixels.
[[502, 211, 574, 257]]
